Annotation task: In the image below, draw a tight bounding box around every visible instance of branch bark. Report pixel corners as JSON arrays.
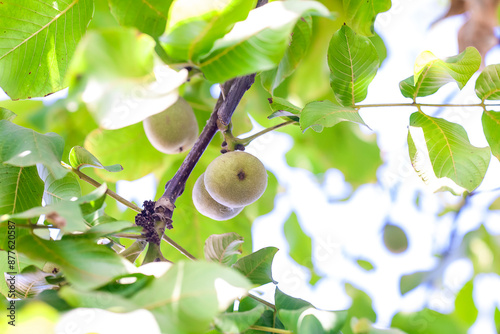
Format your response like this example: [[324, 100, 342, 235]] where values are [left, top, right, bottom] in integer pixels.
[[153, 75, 256, 231], [146, 0, 268, 261]]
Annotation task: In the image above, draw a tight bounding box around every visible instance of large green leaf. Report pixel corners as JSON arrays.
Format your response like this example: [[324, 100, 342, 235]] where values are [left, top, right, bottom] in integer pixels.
[[37, 164, 81, 205], [204, 232, 244, 266], [109, 0, 172, 37], [0, 164, 43, 249], [199, 1, 330, 83], [16, 234, 130, 291], [475, 64, 500, 101], [408, 111, 491, 194], [128, 261, 251, 334], [284, 212, 321, 285], [0, 0, 94, 100], [0, 120, 67, 179], [261, 16, 313, 93], [233, 247, 278, 285], [162, 0, 257, 62], [68, 28, 187, 129], [300, 100, 366, 132], [400, 47, 481, 100], [343, 0, 391, 36], [328, 25, 379, 106], [482, 110, 500, 162], [0, 164, 43, 217]]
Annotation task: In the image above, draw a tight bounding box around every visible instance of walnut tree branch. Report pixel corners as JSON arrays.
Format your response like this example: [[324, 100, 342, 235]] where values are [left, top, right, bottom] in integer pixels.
[[154, 75, 256, 224]]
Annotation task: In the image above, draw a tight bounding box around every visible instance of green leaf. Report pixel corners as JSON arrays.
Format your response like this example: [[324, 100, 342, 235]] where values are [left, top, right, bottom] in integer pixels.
[[400, 47, 481, 100], [0, 108, 15, 121], [84, 122, 171, 182], [490, 196, 500, 210], [37, 164, 81, 205], [328, 25, 379, 106], [204, 232, 244, 266], [342, 284, 376, 334], [482, 110, 500, 162], [300, 100, 366, 132], [0, 120, 67, 179], [495, 307, 500, 334], [16, 234, 130, 291], [399, 271, 429, 295], [199, 1, 331, 83], [1, 201, 88, 233], [261, 16, 313, 93], [279, 306, 348, 334], [463, 225, 500, 276], [59, 286, 138, 311], [233, 247, 278, 285], [74, 183, 107, 216], [284, 212, 321, 285], [68, 28, 186, 129], [408, 111, 491, 194], [162, 0, 257, 62], [275, 287, 312, 311], [0, 0, 94, 100], [368, 33, 387, 66], [356, 259, 375, 272], [343, 0, 391, 36], [0, 164, 43, 218], [267, 97, 301, 122], [129, 261, 251, 334], [109, 0, 172, 37], [214, 304, 266, 333], [0, 164, 43, 249], [454, 281, 477, 327], [475, 64, 500, 101], [69, 146, 123, 172], [391, 309, 468, 334]]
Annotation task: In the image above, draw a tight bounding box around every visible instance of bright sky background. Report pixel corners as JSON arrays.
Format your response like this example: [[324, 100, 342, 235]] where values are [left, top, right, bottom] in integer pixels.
[[3, 1, 500, 333]]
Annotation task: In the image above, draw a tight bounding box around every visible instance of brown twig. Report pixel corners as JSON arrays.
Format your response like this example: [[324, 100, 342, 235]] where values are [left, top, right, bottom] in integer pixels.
[[148, 0, 268, 264]]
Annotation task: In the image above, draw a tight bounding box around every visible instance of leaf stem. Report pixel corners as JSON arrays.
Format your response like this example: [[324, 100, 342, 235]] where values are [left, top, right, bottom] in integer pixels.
[[113, 233, 144, 239], [248, 293, 276, 311], [249, 325, 291, 334], [355, 102, 494, 108], [233, 120, 296, 148], [64, 163, 142, 213], [162, 235, 197, 261]]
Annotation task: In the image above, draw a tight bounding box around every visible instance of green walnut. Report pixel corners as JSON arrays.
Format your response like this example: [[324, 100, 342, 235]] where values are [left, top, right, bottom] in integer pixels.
[[204, 151, 267, 207], [192, 173, 243, 221], [143, 97, 199, 154], [383, 223, 408, 254]]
